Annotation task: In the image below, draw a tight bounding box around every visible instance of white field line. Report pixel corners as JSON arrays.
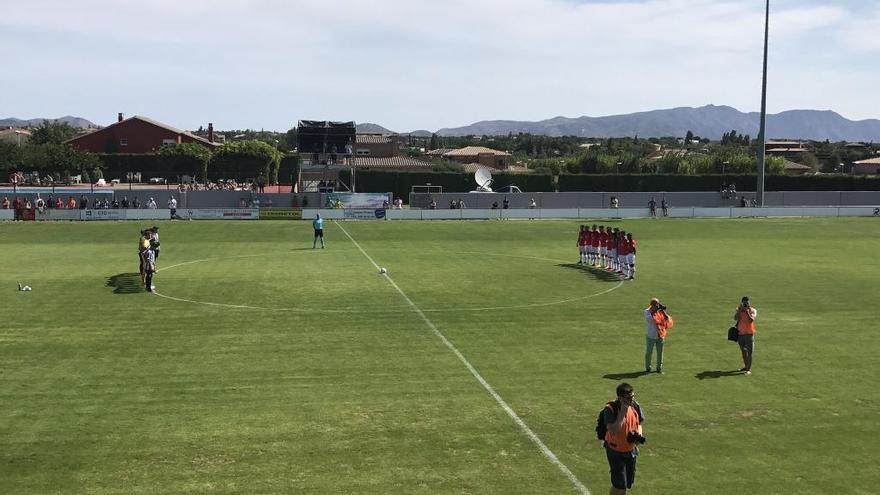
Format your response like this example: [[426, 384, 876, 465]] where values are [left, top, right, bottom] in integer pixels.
[[333, 220, 590, 495]]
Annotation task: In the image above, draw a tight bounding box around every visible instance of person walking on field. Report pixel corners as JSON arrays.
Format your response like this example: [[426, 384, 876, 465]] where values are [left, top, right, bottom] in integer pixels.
[[735, 296, 757, 374], [645, 298, 673, 373]]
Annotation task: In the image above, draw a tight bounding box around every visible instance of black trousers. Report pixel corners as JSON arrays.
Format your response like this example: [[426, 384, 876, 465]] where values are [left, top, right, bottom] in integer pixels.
[[145, 270, 154, 290]]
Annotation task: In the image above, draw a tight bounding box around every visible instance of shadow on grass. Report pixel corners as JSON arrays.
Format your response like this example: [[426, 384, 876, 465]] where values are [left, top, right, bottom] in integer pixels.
[[292, 247, 316, 251], [603, 371, 652, 380], [107, 273, 144, 294], [557, 263, 622, 282], [695, 370, 744, 380]]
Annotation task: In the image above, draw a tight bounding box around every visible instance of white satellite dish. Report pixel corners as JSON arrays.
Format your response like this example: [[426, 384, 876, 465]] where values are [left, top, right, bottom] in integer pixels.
[[474, 166, 494, 192]]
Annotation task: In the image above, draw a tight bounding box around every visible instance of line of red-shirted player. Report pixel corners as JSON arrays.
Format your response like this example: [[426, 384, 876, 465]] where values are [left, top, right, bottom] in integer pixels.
[[576, 225, 637, 280]]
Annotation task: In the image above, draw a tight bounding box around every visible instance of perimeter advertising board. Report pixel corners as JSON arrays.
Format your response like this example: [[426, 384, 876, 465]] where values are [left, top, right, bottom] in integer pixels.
[[326, 193, 389, 208], [180, 208, 259, 220], [342, 208, 386, 220], [259, 208, 303, 220]]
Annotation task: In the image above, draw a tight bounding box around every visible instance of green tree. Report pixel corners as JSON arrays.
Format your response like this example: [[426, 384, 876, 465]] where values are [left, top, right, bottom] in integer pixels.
[[429, 133, 439, 150], [157, 143, 212, 182], [211, 140, 283, 182], [0, 141, 22, 171], [29, 120, 80, 145]]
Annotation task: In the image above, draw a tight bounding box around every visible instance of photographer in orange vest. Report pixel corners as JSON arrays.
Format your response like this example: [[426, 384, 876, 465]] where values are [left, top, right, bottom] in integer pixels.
[[735, 296, 758, 375], [603, 382, 645, 494], [645, 298, 674, 373]]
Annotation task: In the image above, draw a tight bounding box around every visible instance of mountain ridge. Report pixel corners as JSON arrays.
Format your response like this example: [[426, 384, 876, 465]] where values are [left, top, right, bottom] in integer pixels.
[[432, 105, 880, 141]]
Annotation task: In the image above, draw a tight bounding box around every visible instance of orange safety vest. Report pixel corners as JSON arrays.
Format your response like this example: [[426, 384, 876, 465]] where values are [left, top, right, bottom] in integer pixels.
[[653, 311, 674, 339], [737, 308, 756, 335], [604, 404, 641, 453]]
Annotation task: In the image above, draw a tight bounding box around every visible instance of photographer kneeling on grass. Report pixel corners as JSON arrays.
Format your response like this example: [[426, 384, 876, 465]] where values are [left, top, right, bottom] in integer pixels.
[[602, 383, 645, 495]]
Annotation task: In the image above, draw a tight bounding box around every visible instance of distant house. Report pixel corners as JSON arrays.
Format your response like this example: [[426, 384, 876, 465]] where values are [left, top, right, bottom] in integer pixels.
[[782, 160, 812, 176], [442, 146, 513, 169], [0, 128, 31, 145], [354, 133, 405, 157], [66, 114, 219, 154], [853, 157, 880, 175], [765, 140, 808, 158]]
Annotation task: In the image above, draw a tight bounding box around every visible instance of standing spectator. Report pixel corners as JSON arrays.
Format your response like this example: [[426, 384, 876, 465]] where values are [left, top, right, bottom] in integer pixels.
[[610, 196, 619, 209], [132, 196, 142, 208], [603, 383, 645, 495], [457, 199, 465, 209], [648, 197, 657, 217], [146, 197, 158, 209], [502, 196, 510, 209], [1, 197, 9, 209], [382, 199, 390, 209], [734, 296, 758, 374], [429, 199, 437, 209], [739, 196, 747, 208], [491, 200, 498, 209], [449, 200, 457, 209], [393, 197, 403, 209], [54, 197, 63, 209], [79, 194, 88, 209], [257, 172, 266, 193], [645, 298, 673, 373], [67, 196, 76, 209], [312, 213, 325, 249], [46, 195, 55, 209], [167, 196, 178, 219], [660, 198, 669, 217], [529, 197, 537, 209], [13, 197, 23, 209], [121, 196, 130, 208], [112, 197, 120, 208]]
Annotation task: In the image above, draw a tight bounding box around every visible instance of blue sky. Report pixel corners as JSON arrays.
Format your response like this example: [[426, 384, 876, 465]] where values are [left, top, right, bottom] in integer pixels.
[[1, 0, 878, 132]]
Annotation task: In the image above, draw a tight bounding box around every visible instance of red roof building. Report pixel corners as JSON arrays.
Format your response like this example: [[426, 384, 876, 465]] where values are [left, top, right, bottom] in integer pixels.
[[66, 114, 219, 154]]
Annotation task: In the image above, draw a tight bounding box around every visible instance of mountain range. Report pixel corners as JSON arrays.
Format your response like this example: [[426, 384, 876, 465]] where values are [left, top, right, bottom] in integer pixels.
[[0, 116, 97, 129], [369, 105, 880, 141], [6, 107, 880, 141], [435, 105, 880, 141]]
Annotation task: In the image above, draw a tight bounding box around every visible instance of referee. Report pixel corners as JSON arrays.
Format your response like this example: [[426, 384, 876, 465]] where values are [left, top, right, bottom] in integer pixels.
[[312, 213, 325, 249]]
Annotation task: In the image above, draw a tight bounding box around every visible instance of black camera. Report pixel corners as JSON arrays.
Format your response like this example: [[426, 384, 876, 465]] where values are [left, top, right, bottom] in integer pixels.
[[657, 304, 667, 311], [627, 432, 646, 445]]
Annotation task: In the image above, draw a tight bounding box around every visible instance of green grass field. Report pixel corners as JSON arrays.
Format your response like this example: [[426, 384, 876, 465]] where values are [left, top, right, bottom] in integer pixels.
[[1, 218, 878, 494]]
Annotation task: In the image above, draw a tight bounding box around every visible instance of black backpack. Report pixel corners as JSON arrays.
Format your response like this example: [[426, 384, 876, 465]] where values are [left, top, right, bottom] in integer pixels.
[[595, 401, 618, 440]]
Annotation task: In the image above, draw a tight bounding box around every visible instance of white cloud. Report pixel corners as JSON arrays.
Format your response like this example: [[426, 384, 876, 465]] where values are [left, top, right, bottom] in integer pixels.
[[0, 0, 876, 130]]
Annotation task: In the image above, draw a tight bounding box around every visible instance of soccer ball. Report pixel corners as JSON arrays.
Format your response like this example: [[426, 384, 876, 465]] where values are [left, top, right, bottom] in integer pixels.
[[379, 267, 387, 274]]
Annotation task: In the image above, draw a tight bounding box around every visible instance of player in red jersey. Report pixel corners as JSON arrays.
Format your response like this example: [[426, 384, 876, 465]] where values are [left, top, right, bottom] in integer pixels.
[[625, 232, 637, 280], [595, 225, 606, 268], [617, 231, 631, 278], [577, 225, 589, 264]]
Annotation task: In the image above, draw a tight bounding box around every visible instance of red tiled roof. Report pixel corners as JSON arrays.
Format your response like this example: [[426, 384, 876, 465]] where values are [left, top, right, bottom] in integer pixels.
[[353, 156, 434, 170], [356, 134, 393, 144], [65, 115, 218, 147], [443, 146, 512, 157]]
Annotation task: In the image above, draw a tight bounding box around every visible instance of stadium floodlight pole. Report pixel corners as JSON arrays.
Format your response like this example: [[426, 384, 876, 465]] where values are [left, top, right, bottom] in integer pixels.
[[756, 0, 770, 207]]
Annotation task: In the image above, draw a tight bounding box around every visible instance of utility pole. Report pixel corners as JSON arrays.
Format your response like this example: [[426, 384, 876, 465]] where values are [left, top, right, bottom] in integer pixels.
[[756, 0, 770, 207]]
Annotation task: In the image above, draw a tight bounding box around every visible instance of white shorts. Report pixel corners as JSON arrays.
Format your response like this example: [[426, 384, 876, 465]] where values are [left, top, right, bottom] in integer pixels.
[[579, 245, 587, 254], [626, 254, 635, 265], [609, 249, 617, 258], [599, 247, 606, 255], [589, 246, 597, 254]]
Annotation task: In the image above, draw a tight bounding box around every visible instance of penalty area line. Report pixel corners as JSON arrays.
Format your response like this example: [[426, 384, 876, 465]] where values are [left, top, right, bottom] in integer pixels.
[[333, 220, 590, 495]]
